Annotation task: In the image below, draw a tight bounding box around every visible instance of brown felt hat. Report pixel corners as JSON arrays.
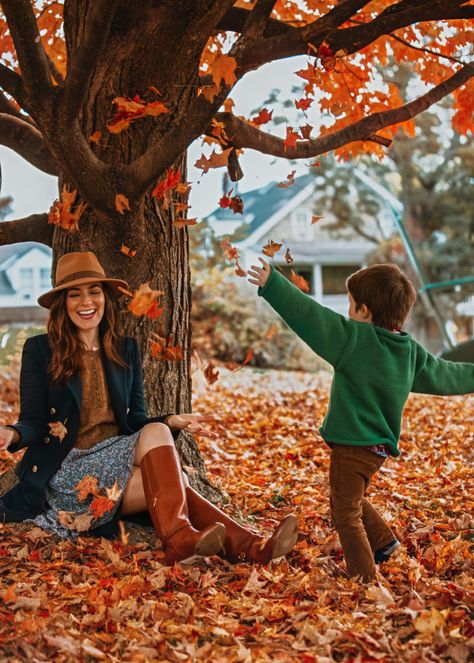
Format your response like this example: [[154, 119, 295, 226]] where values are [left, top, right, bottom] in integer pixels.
[[38, 251, 129, 309]]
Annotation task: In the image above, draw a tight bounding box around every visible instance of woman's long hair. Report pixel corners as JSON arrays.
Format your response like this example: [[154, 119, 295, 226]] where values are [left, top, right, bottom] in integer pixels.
[[47, 283, 127, 383]]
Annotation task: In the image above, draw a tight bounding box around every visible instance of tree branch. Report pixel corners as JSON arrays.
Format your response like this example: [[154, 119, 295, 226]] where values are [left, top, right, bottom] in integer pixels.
[[213, 64, 473, 159], [0, 114, 58, 175], [0, 213, 52, 247], [0, 0, 53, 98], [0, 90, 33, 124], [0, 64, 27, 109], [64, 0, 120, 119], [240, 0, 278, 40], [389, 33, 469, 65]]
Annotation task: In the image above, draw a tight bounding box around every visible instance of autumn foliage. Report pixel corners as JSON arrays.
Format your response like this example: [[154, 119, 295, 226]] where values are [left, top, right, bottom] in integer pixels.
[[0, 367, 472, 660]]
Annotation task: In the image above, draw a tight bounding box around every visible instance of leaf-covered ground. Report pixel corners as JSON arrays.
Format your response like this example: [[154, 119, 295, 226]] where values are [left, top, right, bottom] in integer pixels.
[[0, 368, 473, 662]]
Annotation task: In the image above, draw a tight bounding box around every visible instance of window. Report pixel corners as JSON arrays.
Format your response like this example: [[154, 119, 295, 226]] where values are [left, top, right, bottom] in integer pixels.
[[19, 268, 33, 290], [322, 264, 361, 295], [281, 264, 314, 294], [291, 210, 313, 241], [40, 268, 50, 289]]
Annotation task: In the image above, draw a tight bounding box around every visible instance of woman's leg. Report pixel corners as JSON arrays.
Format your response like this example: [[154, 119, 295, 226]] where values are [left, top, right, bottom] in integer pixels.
[[121, 423, 225, 564]]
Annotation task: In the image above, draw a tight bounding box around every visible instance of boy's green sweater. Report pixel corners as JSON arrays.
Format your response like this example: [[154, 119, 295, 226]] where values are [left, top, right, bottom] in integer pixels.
[[259, 268, 474, 457]]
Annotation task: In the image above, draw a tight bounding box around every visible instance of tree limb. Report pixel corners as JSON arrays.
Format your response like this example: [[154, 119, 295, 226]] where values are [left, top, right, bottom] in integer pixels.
[[0, 0, 53, 98], [0, 90, 33, 124], [0, 114, 58, 175], [213, 64, 473, 159], [240, 0, 278, 40], [0, 64, 27, 108], [64, 0, 119, 119], [0, 213, 52, 247]]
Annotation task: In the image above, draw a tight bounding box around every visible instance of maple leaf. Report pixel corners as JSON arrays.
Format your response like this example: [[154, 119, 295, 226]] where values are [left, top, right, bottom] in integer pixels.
[[194, 148, 232, 174], [210, 54, 237, 89], [295, 97, 312, 111], [307, 160, 321, 168], [107, 93, 169, 133], [300, 124, 313, 140], [150, 336, 183, 361], [49, 420, 67, 442], [120, 244, 137, 257], [115, 193, 130, 215], [105, 481, 122, 502], [151, 168, 181, 199], [262, 240, 283, 257], [219, 189, 234, 208], [311, 214, 324, 224], [277, 170, 296, 188], [70, 513, 94, 533], [48, 186, 86, 232], [173, 218, 198, 228], [290, 270, 310, 292], [284, 127, 300, 149], [127, 283, 164, 318], [89, 130, 102, 144], [174, 202, 190, 214], [285, 247, 294, 264], [143, 100, 170, 116], [89, 496, 116, 520], [263, 323, 279, 341], [75, 475, 99, 502], [209, 119, 229, 144], [175, 181, 192, 195], [251, 108, 273, 126], [204, 362, 219, 385], [223, 98, 235, 113]]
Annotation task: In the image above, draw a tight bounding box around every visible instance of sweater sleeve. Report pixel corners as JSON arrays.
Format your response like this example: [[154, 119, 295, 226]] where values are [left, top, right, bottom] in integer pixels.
[[258, 267, 352, 367], [411, 343, 474, 395]]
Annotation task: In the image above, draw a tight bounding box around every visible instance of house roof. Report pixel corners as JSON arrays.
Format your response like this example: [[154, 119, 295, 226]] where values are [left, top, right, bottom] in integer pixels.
[[0, 242, 51, 269], [207, 173, 315, 238]]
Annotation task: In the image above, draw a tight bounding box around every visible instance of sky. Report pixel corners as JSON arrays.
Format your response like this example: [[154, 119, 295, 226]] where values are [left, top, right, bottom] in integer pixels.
[[0, 56, 312, 223]]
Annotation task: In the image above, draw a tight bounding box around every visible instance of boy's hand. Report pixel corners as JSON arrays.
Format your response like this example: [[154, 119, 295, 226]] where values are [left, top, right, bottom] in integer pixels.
[[247, 258, 271, 288]]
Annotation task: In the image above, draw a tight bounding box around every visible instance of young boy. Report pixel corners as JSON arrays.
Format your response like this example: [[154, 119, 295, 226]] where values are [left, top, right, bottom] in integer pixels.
[[248, 258, 474, 581]]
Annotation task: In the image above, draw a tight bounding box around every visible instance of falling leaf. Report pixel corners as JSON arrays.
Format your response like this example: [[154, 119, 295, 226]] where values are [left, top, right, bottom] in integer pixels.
[[174, 202, 190, 214], [48, 186, 86, 233], [285, 247, 294, 264], [223, 98, 235, 113], [300, 124, 313, 139], [150, 336, 183, 361], [263, 323, 279, 340], [106, 481, 122, 502], [290, 270, 310, 292], [173, 218, 198, 228], [49, 420, 67, 442], [151, 168, 181, 200], [295, 97, 312, 111], [75, 475, 99, 502], [195, 148, 232, 174], [127, 283, 164, 318], [203, 362, 219, 385], [70, 513, 95, 533], [284, 127, 300, 149], [307, 160, 321, 167], [120, 244, 137, 257], [209, 54, 237, 89], [311, 214, 324, 224], [251, 108, 273, 126], [262, 240, 283, 257], [89, 130, 102, 143], [277, 170, 296, 188], [89, 496, 116, 520], [107, 93, 169, 133], [115, 193, 130, 215]]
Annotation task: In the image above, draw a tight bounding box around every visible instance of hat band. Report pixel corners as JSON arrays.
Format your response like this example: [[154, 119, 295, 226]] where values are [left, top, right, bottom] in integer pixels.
[[56, 270, 106, 286]]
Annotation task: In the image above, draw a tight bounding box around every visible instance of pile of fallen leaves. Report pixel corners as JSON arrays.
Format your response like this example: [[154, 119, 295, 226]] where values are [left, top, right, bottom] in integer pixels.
[[0, 368, 473, 661]]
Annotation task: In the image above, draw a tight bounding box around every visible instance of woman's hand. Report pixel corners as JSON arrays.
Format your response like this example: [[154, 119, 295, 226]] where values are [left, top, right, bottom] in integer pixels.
[[0, 427, 14, 452], [247, 257, 271, 288], [165, 414, 219, 438]]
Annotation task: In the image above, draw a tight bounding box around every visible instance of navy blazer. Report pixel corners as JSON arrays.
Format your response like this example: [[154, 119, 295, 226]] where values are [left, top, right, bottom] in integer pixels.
[[1, 333, 169, 534]]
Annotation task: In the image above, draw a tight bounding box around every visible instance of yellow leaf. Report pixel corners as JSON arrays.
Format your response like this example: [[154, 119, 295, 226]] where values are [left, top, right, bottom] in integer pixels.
[[115, 193, 130, 214]]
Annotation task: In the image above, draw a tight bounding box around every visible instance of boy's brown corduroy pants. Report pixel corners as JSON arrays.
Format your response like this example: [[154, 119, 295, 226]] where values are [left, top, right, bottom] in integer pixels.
[[329, 444, 396, 581]]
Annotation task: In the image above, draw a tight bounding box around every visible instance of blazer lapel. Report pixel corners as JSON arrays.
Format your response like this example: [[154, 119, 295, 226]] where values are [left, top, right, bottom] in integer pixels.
[[67, 372, 82, 411], [103, 356, 127, 425]]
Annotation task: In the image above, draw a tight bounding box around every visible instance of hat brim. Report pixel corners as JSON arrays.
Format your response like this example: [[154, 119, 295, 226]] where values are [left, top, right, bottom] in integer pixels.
[[37, 277, 129, 309]]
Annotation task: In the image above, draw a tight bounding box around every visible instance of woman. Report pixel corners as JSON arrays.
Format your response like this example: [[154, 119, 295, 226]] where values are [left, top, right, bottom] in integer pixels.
[[0, 251, 298, 565]]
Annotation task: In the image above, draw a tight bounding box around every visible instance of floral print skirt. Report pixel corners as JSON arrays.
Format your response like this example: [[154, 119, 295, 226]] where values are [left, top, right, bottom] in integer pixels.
[[29, 431, 140, 538]]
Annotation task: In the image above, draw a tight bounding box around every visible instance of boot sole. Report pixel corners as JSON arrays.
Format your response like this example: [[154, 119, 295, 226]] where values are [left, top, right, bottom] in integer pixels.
[[270, 515, 298, 559]]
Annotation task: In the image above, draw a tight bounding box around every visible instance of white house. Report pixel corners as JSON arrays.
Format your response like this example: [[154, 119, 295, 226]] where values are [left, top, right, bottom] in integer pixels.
[[0, 242, 51, 321]]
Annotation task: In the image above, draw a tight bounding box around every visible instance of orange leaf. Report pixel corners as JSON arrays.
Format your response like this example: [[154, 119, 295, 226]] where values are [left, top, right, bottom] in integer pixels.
[[300, 124, 313, 139], [89, 496, 116, 520], [277, 170, 296, 188], [209, 54, 237, 89], [173, 218, 198, 228], [143, 100, 169, 116], [262, 240, 283, 257], [290, 270, 310, 293], [295, 97, 312, 111], [115, 193, 130, 215], [223, 98, 235, 113], [89, 130, 102, 143], [120, 244, 137, 257], [264, 323, 279, 341], [204, 362, 219, 385], [150, 336, 182, 361], [194, 148, 232, 174], [232, 347, 254, 371], [251, 108, 273, 126], [311, 214, 324, 224], [284, 127, 300, 149], [151, 168, 181, 199], [127, 283, 164, 318], [48, 185, 86, 232], [75, 475, 99, 502], [48, 420, 68, 442]]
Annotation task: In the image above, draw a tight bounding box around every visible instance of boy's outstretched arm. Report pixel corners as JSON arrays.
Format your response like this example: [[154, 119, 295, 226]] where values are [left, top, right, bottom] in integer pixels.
[[412, 343, 474, 395], [248, 259, 351, 367]]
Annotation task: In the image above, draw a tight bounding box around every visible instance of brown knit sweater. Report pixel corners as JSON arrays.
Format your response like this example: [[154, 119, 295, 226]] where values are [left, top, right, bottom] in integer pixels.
[[74, 350, 119, 449]]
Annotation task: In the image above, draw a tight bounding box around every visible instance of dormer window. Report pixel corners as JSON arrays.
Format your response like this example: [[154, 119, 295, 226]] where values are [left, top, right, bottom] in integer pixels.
[[291, 210, 313, 241]]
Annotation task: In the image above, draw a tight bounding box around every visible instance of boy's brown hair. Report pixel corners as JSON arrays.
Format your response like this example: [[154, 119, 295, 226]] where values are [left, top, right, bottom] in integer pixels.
[[346, 263, 417, 331]]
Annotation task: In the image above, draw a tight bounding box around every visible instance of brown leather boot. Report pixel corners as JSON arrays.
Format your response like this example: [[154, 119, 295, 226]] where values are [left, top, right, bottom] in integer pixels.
[[141, 446, 226, 565], [186, 486, 298, 563]]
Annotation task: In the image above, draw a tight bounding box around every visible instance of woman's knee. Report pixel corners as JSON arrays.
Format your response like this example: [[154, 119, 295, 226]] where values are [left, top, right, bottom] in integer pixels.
[[135, 423, 174, 461]]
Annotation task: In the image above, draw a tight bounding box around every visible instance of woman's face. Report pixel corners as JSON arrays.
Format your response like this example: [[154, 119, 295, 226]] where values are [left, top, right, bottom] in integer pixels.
[[66, 282, 105, 331]]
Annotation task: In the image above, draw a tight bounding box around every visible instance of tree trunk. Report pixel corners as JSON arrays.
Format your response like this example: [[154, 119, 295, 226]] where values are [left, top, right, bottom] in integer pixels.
[[43, 1, 221, 500]]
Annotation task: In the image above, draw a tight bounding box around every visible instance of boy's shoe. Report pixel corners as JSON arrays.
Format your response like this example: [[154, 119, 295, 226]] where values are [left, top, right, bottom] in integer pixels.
[[374, 539, 401, 564]]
